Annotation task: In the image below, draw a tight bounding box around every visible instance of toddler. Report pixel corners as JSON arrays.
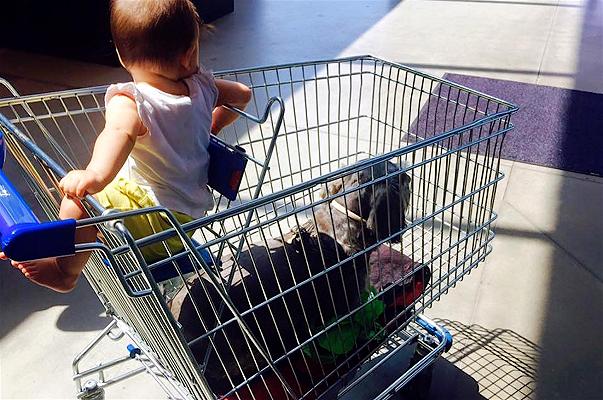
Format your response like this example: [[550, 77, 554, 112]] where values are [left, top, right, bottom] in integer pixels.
[[1, 0, 251, 292]]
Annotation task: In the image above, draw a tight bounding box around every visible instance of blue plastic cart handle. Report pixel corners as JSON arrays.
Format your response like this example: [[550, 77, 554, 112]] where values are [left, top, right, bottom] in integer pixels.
[[0, 131, 76, 261]]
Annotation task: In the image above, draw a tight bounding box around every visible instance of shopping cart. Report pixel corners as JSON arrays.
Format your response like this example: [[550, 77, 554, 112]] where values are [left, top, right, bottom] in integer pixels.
[[0, 56, 517, 400]]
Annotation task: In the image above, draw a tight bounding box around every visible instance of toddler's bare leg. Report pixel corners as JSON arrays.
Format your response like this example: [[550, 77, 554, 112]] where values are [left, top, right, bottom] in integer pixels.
[[0, 197, 97, 292]]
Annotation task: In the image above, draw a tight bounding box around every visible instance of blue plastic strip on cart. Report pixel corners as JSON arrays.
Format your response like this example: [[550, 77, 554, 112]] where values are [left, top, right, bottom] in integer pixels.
[[0, 128, 5, 169], [415, 315, 454, 352], [0, 131, 76, 261], [207, 136, 248, 201]]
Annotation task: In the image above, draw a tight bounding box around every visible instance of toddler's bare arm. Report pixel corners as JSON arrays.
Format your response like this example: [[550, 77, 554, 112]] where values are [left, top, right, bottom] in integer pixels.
[[60, 94, 145, 198], [211, 79, 252, 134]]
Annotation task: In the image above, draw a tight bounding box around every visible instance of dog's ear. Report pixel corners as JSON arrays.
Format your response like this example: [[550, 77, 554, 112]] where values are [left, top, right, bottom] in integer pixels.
[[399, 172, 411, 214], [320, 179, 344, 199], [366, 179, 405, 242], [366, 187, 392, 241]]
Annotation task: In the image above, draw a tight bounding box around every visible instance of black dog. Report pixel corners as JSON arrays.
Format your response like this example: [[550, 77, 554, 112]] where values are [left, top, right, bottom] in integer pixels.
[[170, 160, 411, 394]]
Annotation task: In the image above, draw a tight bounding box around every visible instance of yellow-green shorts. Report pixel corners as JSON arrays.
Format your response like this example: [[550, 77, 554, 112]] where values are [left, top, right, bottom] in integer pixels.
[[96, 177, 194, 263]]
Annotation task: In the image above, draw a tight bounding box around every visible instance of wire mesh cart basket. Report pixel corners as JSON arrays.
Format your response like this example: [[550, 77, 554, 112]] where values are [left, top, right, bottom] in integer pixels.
[[0, 56, 517, 399]]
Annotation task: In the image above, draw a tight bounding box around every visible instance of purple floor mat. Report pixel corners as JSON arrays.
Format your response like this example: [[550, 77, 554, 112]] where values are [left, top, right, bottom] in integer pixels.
[[418, 74, 603, 176]]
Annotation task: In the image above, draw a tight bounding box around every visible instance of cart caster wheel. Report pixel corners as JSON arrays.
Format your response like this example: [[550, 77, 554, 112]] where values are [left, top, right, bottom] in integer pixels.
[[79, 380, 105, 400]]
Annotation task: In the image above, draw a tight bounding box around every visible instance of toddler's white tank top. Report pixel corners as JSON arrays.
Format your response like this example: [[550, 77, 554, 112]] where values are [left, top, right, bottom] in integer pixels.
[[105, 69, 217, 218]]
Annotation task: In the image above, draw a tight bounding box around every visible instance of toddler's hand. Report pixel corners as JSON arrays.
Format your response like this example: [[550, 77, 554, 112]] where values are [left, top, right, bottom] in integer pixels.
[[59, 170, 105, 198]]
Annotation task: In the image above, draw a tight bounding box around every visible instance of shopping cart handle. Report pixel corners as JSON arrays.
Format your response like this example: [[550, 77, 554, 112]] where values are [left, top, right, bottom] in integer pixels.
[[0, 171, 76, 261], [0, 137, 76, 261]]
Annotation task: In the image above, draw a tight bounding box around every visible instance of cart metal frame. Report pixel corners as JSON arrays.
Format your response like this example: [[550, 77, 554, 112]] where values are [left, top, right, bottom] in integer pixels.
[[0, 56, 517, 399]]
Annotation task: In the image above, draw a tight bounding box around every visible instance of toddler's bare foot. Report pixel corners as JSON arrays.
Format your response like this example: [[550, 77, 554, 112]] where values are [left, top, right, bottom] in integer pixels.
[[1, 253, 79, 293]]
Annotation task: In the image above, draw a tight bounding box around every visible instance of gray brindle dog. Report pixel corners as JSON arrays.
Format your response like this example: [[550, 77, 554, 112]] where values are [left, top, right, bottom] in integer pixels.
[[170, 160, 411, 394]]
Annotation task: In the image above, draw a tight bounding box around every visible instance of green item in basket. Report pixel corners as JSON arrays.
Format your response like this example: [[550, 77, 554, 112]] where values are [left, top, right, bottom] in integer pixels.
[[318, 320, 360, 356], [304, 287, 386, 362]]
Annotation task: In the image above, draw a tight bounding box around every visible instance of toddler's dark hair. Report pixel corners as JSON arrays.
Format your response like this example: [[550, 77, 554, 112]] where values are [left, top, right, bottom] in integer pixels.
[[110, 0, 200, 68]]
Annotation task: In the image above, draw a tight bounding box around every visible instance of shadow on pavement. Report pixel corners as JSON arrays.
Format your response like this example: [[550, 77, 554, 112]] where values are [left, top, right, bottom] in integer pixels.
[[0, 259, 108, 339], [432, 319, 538, 399]]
